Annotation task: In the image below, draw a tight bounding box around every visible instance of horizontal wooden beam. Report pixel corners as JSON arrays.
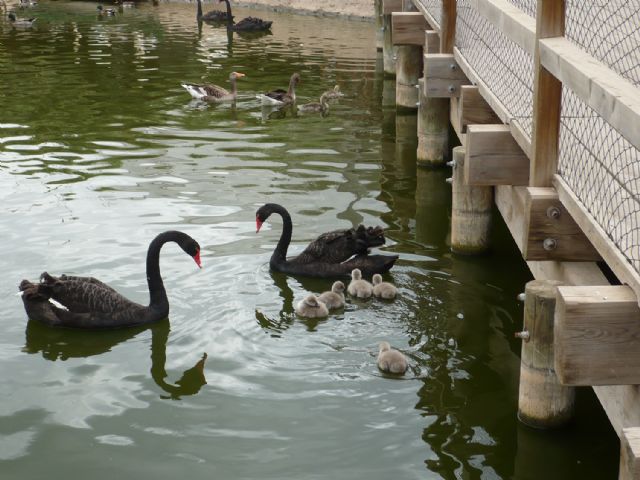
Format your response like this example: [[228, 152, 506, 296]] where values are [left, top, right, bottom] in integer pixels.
[[410, 0, 440, 32], [465, 124, 529, 186], [554, 174, 640, 304], [555, 285, 640, 386], [470, 0, 536, 55], [540, 37, 640, 153], [621, 428, 640, 480], [424, 54, 470, 97], [523, 188, 600, 261], [392, 12, 428, 45], [459, 85, 501, 133], [383, 0, 403, 15]]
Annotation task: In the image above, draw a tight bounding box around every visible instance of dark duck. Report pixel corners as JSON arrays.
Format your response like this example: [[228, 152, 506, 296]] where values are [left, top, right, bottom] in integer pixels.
[[255, 203, 398, 278]]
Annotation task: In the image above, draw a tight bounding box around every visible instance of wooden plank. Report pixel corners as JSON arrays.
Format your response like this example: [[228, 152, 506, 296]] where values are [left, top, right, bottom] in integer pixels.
[[495, 185, 528, 251], [440, 0, 456, 53], [539, 37, 640, 153], [383, 0, 403, 14], [410, 0, 440, 32], [424, 54, 469, 97], [465, 125, 529, 186], [470, 0, 536, 55], [392, 12, 428, 45], [529, 0, 564, 188], [459, 86, 501, 133], [620, 428, 640, 480], [523, 187, 600, 261], [554, 174, 640, 304], [450, 95, 462, 140], [425, 30, 440, 54], [555, 285, 640, 386]]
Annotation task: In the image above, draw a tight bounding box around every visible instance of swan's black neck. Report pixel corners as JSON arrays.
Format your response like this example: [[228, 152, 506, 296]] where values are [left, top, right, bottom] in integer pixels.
[[267, 204, 292, 265], [196, 0, 202, 19], [222, 0, 233, 27], [146, 231, 184, 315]]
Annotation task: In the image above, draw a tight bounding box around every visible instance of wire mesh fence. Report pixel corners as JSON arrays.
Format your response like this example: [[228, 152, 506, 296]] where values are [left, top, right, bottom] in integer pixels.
[[506, 0, 536, 18], [414, 0, 441, 29]]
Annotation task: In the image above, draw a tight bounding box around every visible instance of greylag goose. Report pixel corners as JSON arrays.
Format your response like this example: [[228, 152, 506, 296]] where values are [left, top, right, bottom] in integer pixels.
[[97, 5, 116, 16], [317, 281, 345, 310], [255, 203, 398, 278], [322, 85, 345, 101], [372, 274, 397, 299], [377, 341, 408, 374], [295, 295, 328, 318], [298, 92, 329, 115], [257, 73, 300, 106], [181, 71, 245, 102], [8, 11, 36, 25], [347, 268, 373, 299], [19, 231, 202, 328]]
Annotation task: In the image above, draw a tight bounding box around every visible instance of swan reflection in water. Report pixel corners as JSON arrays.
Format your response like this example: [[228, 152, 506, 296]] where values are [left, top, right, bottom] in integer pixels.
[[23, 319, 208, 400]]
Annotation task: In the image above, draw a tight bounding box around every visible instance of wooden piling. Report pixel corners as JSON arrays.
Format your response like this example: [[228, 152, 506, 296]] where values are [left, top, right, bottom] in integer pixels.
[[417, 78, 449, 166], [517, 279, 575, 429], [382, 12, 396, 76], [375, 0, 383, 51], [395, 45, 422, 109], [620, 428, 640, 480], [450, 146, 492, 254]]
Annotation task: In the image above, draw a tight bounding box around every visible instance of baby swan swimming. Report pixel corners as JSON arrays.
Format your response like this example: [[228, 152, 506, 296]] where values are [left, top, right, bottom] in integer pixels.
[[347, 268, 373, 299], [317, 281, 345, 310], [377, 341, 408, 374], [372, 274, 397, 299], [295, 294, 329, 318]]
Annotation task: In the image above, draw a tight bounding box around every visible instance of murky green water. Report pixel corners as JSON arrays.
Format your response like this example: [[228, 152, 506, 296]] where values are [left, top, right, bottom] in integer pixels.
[[0, 2, 619, 478]]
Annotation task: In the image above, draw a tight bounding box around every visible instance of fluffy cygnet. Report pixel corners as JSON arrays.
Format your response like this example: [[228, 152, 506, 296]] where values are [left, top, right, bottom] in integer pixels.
[[347, 268, 373, 299], [317, 281, 345, 310], [295, 294, 329, 318], [377, 341, 408, 374], [372, 274, 397, 299]]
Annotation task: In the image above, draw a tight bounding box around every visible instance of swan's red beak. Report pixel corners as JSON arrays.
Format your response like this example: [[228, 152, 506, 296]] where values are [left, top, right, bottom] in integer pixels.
[[256, 217, 263, 233], [194, 250, 202, 268]]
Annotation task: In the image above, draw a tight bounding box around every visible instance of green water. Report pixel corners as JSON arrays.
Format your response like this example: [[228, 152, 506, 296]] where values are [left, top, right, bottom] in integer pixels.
[[0, 2, 619, 478]]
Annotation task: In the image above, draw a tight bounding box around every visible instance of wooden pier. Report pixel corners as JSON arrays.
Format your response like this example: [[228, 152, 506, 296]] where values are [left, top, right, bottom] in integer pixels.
[[380, 0, 640, 477]]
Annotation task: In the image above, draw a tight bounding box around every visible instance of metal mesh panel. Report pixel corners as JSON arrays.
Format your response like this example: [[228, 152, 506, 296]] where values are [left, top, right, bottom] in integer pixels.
[[506, 0, 536, 18], [456, 0, 534, 138], [414, 0, 441, 29], [559, 88, 640, 272], [566, 1, 640, 86]]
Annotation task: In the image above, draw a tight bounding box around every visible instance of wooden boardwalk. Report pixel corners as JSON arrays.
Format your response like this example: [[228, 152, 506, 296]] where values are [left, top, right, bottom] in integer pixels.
[[382, 0, 640, 477]]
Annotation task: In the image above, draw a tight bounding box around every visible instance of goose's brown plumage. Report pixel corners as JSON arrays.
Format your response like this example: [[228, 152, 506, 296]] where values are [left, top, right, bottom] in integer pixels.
[[181, 71, 245, 102], [258, 73, 300, 106], [19, 231, 201, 328], [255, 203, 398, 278]]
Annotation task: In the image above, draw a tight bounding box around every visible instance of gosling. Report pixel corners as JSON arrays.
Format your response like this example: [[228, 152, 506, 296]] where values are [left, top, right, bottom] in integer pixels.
[[372, 274, 397, 299], [347, 268, 373, 299], [317, 281, 345, 310], [295, 294, 329, 318], [377, 341, 408, 374]]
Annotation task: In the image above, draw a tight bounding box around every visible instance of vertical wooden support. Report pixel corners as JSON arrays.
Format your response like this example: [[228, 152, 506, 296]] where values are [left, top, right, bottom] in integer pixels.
[[450, 146, 492, 253], [396, 45, 423, 109], [530, 0, 565, 187], [620, 428, 640, 480], [375, 0, 383, 51], [440, 0, 456, 54], [518, 280, 575, 429], [382, 0, 402, 76]]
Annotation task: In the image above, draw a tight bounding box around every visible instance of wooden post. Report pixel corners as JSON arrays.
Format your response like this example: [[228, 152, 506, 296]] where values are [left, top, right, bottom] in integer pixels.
[[417, 31, 448, 166], [440, 0, 456, 54], [396, 45, 422, 109], [517, 279, 575, 428], [450, 146, 492, 254], [382, 0, 402, 76], [375, 0, 383, 51], [530, 0, 565, 187], [620, 428, 640, 480]]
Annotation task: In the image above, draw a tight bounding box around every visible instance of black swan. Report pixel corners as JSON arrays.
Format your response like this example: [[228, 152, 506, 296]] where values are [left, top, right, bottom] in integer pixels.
[[295, 294, 328, 318], [196, 0, 232, 23], [255, 203, 398, 278], [19, 231, 201, 328], [257, 73, 300, 106], [220, 0, 272, 32], [377, 341, 408, 374], [347, 268, 373, 298], [181, 71, 245, 102], [317, 281, 345, 310], [372, 273, 397, 299]]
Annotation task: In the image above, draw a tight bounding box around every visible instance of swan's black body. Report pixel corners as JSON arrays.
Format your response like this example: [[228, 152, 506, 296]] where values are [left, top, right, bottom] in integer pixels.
[[19, 231, 201, 328], [197, 0, 232, 22], [256, 203, 398, 278], [220, 0, 272, 31]]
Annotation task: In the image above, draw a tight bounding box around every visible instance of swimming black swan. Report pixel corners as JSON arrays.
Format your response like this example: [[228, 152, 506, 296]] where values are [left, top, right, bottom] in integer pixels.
[[377, 341, 408, 374], [196, 0, 232, 23], [19, 231, 202, 328], [347, 268, 373, 298], [317, 281, 345, 310], [295, 294, 328, 318], [255, 203, 398, 278], [372, 273, 397, 299], [220, 0, 272, 32]]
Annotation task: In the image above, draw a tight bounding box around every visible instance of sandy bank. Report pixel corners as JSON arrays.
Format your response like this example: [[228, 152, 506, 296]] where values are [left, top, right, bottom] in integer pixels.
[[232, 0, 375, 20]]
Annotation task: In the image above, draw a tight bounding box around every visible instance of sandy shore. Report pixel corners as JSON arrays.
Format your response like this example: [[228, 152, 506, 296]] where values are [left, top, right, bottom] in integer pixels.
[[231, 1, 375, 20]]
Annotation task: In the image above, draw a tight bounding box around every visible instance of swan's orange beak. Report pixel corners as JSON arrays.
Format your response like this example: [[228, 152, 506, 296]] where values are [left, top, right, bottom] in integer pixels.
[[256, 217, 263, 233], [194, 250, 202, 268]]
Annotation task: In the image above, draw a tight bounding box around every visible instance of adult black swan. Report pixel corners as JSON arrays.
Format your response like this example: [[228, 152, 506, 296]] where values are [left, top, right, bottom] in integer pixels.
[[19, 231, 202, 328], [196, 0, 232, 23], [255, 203, 398, 278], [220, 0, 272, 32]]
